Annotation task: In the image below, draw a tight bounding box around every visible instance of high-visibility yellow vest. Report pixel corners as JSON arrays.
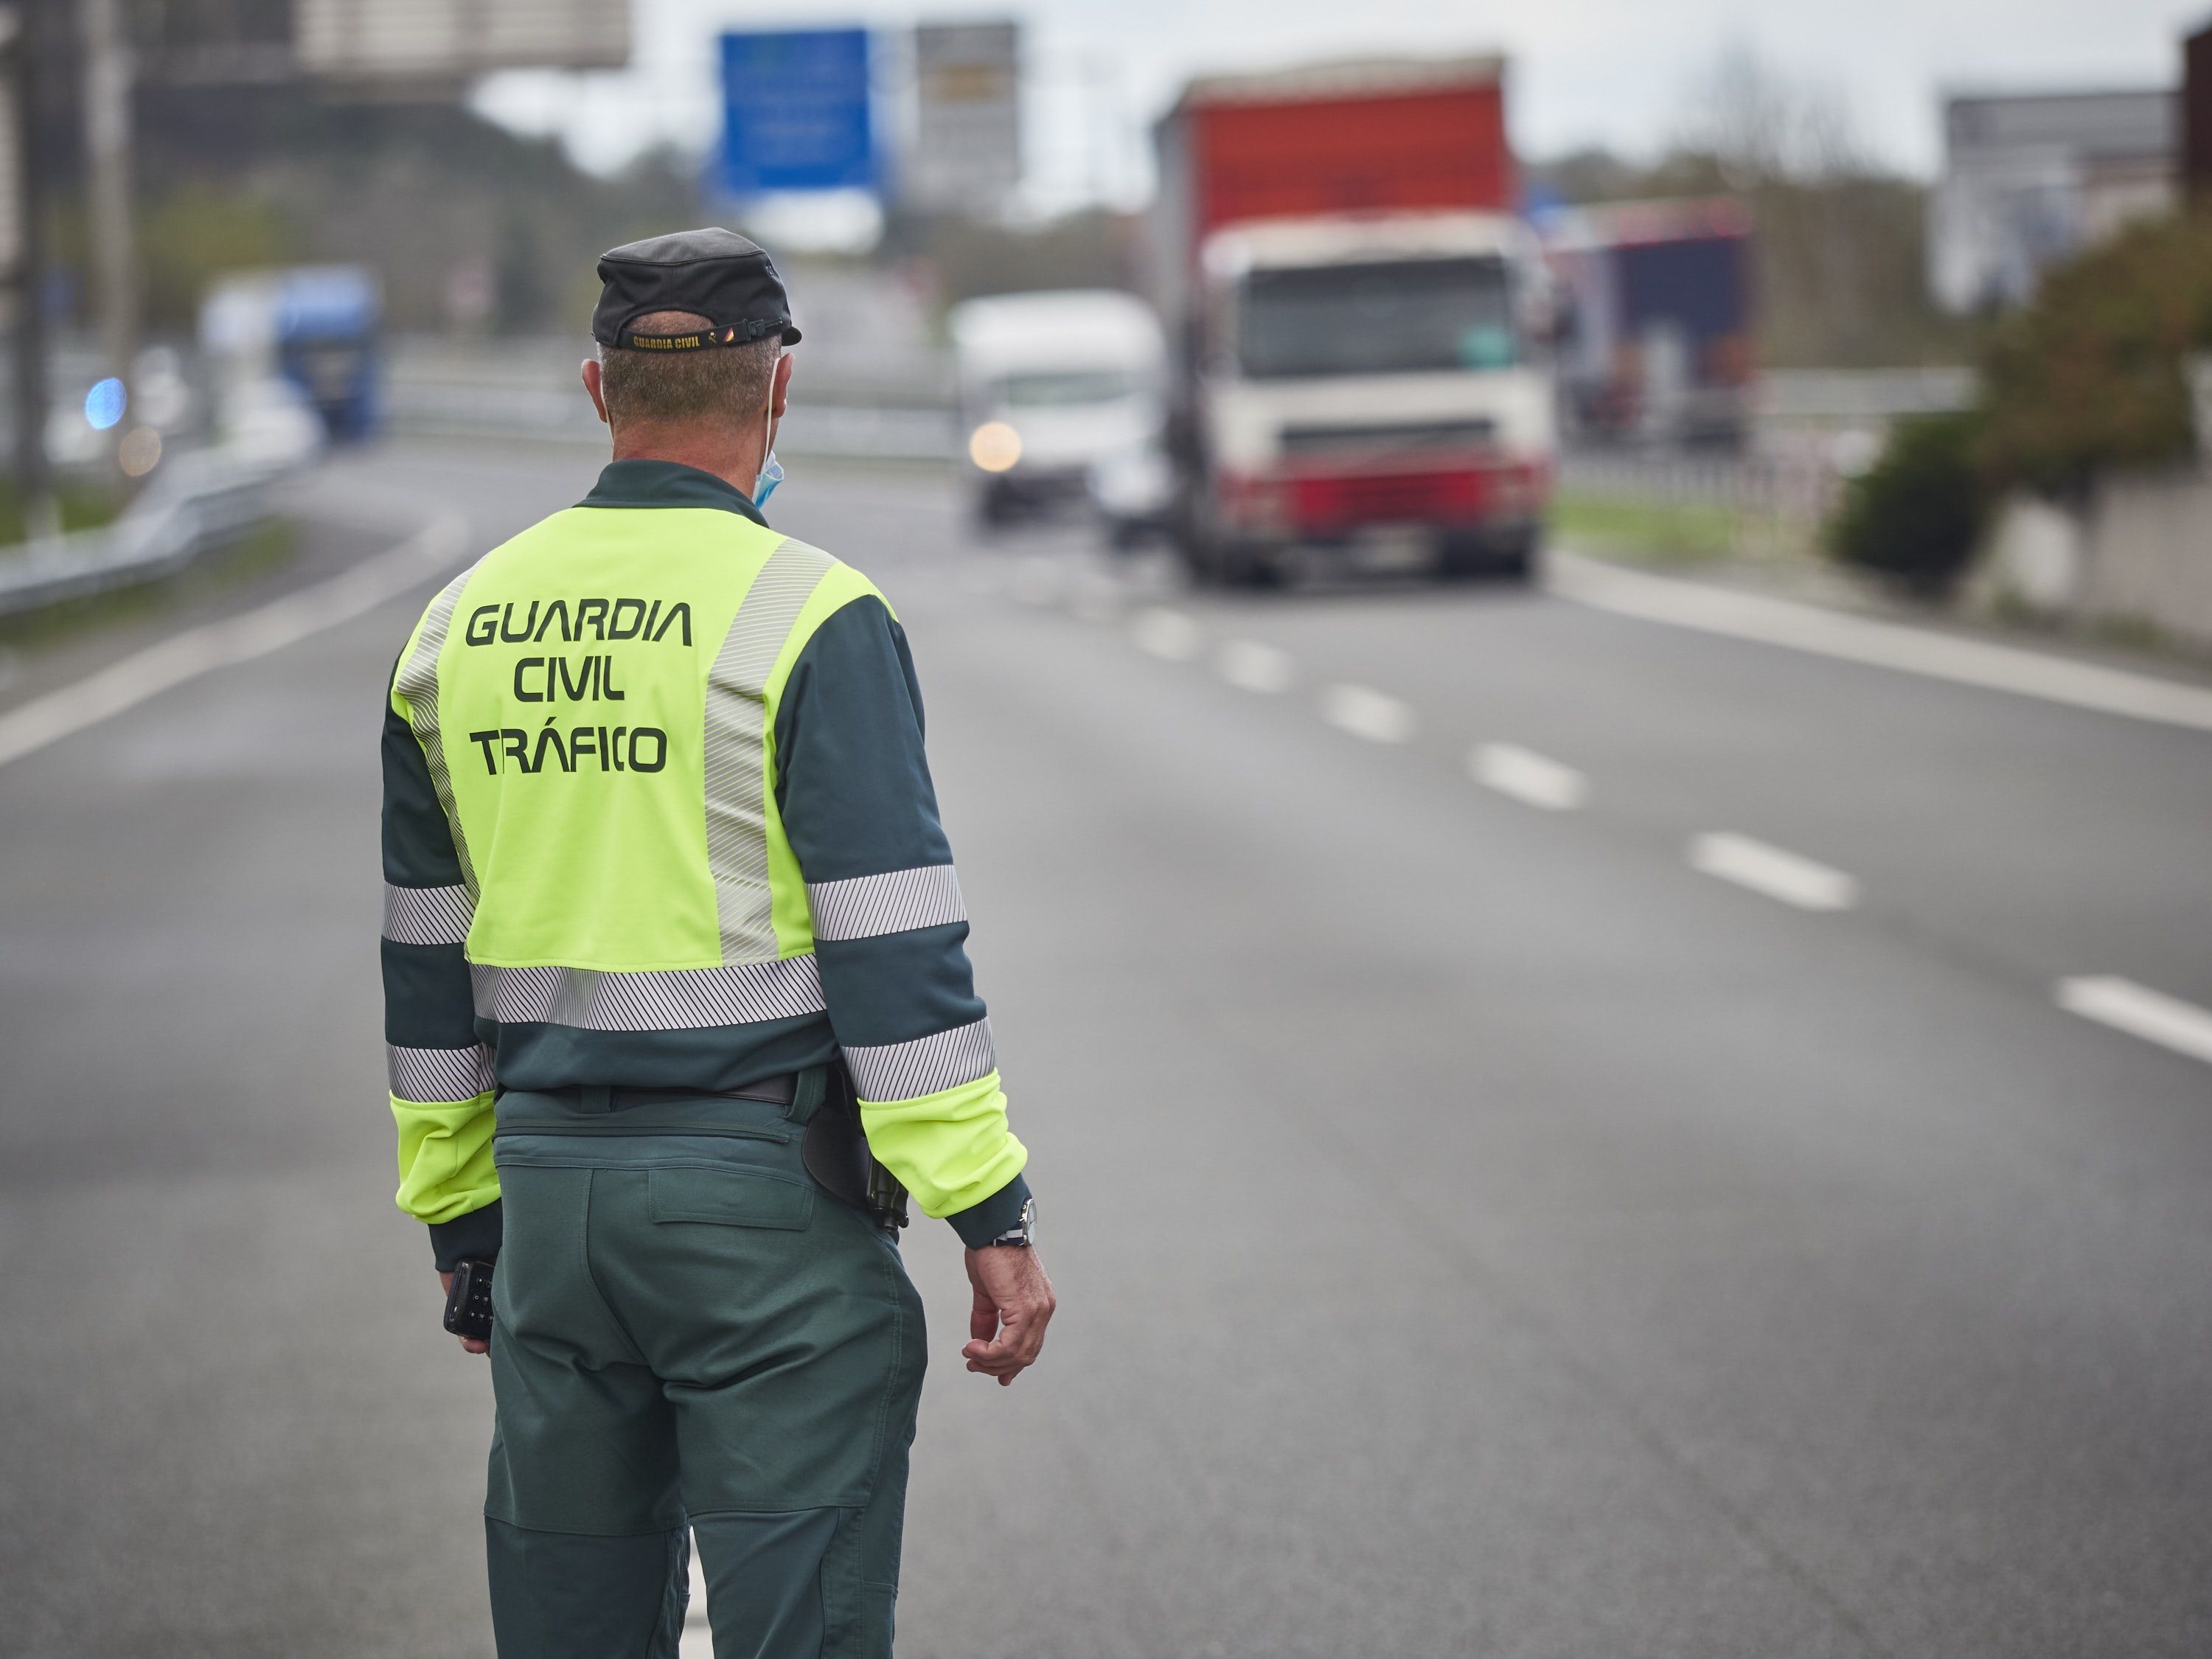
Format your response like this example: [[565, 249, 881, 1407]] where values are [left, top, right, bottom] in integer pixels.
[[380, 459, 1027, 1257]]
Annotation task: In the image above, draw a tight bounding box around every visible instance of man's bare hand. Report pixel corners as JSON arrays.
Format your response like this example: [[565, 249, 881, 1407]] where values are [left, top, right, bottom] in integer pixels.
[[961, 1246, 1055, 1386], [437, 1270, 490, 1357]]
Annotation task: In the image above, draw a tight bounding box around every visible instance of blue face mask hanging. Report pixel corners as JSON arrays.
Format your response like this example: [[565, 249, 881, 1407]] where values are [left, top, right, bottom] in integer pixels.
[[753, 382, 784, 507]]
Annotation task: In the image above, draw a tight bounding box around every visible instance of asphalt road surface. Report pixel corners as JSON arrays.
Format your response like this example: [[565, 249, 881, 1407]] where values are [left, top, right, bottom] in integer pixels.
[[4, 442, 2210, 1659]]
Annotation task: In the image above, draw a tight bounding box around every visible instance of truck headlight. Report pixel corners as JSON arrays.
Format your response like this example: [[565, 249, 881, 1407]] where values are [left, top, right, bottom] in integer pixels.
[[969, 422, 1022, 473]]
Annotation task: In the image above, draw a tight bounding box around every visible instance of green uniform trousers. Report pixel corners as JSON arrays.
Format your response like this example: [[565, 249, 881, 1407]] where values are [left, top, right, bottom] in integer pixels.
[[484, 1085, 926, 1659]]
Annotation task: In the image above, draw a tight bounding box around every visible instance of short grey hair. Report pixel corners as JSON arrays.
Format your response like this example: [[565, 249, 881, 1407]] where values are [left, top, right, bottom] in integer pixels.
[[598, 309, 779, 428]]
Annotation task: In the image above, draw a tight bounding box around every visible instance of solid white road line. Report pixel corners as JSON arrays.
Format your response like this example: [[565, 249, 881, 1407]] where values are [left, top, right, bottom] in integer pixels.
[[1470, 742, 1587, 810], [0, 512, 471, 772], [1132, 606, 1202, 661], [1549, 552, 2212, 736], [1318, 683, 1415, 743], [1688, 832, 1858, 911], [2056, 976, 2212, 1067], [1217, 638, 1293, 694]]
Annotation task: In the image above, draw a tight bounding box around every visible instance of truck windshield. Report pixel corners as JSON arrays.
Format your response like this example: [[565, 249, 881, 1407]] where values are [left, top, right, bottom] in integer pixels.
[[1237, 257, 1517, 379], [997, 369, 1138, 408]]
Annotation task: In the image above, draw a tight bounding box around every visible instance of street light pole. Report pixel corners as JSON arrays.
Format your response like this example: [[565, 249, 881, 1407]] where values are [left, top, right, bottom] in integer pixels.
[[80, 0, 137, 470], [5, 0, 56, 543]]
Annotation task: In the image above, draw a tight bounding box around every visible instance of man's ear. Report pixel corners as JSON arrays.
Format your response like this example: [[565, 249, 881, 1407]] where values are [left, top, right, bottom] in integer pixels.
[[771, 350, 794, 420], [582, 358, 611, 427]]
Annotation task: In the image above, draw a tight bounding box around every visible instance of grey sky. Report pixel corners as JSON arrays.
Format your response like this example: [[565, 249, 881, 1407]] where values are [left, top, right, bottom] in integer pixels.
[[473, 0, 2208, 199]]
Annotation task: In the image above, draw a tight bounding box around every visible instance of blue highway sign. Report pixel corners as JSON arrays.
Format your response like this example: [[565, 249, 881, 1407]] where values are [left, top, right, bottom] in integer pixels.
[[719, 28, 875, 195]]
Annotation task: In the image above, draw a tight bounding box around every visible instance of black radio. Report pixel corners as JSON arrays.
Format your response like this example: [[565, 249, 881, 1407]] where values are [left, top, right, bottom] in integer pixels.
[[442, 1258, 495, 1342]]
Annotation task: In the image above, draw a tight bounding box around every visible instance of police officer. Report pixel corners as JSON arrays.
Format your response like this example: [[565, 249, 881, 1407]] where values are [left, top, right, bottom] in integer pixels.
[[379, 227, 1053, 1658]]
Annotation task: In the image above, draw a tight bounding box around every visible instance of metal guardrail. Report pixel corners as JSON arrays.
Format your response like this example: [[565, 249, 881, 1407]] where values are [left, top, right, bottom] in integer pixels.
[[1557, 448, 1849, 563], [0, 437, 310, 616], [383, 374, 961, 462], [383, 327, 961, 463], [1756, 367, 1978, 424], [1560, 448, 1842, 516]]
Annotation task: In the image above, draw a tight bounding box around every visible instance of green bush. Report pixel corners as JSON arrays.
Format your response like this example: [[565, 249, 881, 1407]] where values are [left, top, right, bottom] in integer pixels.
[[1976, 212, 2212, 495], [1826, 412, 1988, 597]]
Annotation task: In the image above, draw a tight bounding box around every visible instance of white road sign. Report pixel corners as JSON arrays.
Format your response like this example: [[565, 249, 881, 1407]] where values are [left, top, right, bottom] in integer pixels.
[[907, 20, 1020, 213]]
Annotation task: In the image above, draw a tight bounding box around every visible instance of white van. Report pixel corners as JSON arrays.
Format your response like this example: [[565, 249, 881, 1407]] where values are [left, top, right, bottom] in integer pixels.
[[948, 290, 1166, 529]]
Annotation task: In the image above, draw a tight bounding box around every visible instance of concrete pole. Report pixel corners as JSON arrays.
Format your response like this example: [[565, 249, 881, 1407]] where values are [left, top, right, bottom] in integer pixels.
[[79, 0, 136, 468], [6, 0, 57, 543]]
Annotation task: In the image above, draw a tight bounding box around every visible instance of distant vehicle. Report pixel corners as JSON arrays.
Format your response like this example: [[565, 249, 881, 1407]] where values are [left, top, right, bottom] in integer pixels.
[[1543, 197, 1755, 448], [1151, 56, 1557, 585], [948, 290, 1167, 529], [1086, 444, 1176, 549], [219, 375, 330, 470], [201, 265, 383, 443]]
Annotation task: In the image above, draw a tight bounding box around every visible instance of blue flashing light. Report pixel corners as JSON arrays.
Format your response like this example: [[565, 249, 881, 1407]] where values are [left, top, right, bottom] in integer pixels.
[[86, 377, 127, 431]]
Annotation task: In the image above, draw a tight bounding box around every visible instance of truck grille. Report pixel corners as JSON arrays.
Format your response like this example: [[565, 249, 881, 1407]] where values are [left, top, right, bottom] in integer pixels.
[[1279, 419, 1497, 456]]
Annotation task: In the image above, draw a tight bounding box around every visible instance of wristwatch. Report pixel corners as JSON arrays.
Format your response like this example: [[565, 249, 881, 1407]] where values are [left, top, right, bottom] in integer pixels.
[[988, 1196, 1037, 1248]]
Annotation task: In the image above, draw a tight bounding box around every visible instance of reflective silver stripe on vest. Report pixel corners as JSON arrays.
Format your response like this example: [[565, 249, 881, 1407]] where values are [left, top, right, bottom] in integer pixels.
[[845, 1017, 995, 1103], [392, 564, 483, 899], [389, 1043, 494, 1103], [470, 955, 827, 1032], [382, 883, 474, 946], [807, 864, 965, 942], [701, 538, 838, 962]]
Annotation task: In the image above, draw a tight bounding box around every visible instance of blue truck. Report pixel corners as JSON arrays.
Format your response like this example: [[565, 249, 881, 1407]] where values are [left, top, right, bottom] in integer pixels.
[[201, 265, 383, 443], [1542, 198, 1755, 448]]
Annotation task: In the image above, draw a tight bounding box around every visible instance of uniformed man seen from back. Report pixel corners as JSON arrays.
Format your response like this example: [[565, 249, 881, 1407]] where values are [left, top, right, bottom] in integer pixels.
[[378, 227, 1053, 1659]]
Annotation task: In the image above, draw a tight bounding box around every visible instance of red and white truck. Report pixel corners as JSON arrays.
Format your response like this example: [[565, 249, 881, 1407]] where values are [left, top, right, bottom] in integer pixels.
[[1151, 56, 1555, 584]]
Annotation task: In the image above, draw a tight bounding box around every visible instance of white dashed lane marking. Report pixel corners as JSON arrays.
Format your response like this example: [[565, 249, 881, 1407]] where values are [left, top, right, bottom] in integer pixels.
[[2056, 977, 2212, 1066], [1217, 639, 1293, 694], [1687, 832, 1858, 912], [1470, 742, 1587, 810], [1033, 567, 2211, 1071], [1318, 684, 1416, 744], [1132, 607, 1203, 661], [680, 1539, 711, 1654]]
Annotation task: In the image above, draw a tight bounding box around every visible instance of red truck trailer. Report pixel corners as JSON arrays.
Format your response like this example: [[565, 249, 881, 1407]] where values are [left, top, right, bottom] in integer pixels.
[[1151, 58, 1556, 584]]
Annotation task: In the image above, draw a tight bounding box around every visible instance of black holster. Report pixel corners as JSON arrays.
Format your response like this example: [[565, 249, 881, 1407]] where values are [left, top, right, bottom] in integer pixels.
[[799, 1062, 909, 1231]]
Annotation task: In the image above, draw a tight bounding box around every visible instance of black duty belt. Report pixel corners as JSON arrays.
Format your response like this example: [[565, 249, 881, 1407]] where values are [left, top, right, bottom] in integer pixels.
[[546, 1076, 795, 1112], [526, 1068, 908, 1232]]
